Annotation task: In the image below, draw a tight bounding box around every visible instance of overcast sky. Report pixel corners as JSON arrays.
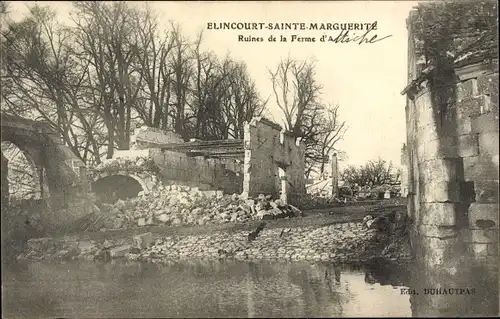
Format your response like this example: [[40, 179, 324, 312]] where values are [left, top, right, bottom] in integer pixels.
[[7, 1, 419, 169]]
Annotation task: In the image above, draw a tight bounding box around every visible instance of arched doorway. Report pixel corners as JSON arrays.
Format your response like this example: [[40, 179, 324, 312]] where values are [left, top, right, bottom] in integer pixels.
[[92, 174, 145, 204]]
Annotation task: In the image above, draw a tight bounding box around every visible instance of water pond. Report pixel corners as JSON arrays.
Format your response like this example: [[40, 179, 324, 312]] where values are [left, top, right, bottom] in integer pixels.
[[2, 258, 413, 318]]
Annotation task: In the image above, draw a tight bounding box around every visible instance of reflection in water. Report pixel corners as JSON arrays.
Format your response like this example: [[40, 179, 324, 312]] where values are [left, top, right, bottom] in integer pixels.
[[2, 259, 412, 318], [363, 258, 411, 287]]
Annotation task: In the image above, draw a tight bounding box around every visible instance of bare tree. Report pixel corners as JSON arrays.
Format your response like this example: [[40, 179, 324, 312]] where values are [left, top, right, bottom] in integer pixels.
[[132, 8, 175, 129], [1, 4, 103, 163], [169, 23, 193, 137], [72, 1, 143, 157], [220, 57, 267, 139], [186, 32, 225, 139], [2, 1, 270, 165], [309, 104, 347, 175], [269, 57, 347, 176]]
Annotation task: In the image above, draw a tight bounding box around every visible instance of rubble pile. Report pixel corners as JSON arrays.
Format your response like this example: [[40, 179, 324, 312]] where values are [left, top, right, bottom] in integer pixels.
[[81, 188, 303, 231]]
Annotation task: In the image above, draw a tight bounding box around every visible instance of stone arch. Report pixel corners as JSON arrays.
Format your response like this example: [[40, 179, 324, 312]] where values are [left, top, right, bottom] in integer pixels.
[[91, 171, 154, 204], [1, 114, 93, 230], [0, 140, 48, 202]]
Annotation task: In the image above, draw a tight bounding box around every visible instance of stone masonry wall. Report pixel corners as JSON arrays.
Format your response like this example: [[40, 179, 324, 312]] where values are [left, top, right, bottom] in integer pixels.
[[105, 148, 242, 194], [1, 115, 93, 230], [104, 118, 306, 199], [404, 2, 498, 316], [152, 149, 243, 194], [127, 127, 243, 194], [242, 118, 306, 204]]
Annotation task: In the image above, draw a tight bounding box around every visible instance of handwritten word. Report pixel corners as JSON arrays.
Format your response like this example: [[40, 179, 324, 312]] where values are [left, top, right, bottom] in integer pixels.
[[320, 29, 392, 44]]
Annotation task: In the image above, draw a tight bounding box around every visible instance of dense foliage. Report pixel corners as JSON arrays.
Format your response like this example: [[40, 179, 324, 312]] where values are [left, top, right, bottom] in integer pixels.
[[341, 158, 401, 187]]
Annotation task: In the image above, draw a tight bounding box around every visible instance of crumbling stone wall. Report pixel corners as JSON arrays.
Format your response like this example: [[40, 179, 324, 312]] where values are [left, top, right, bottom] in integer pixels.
[[404, 2, 498, 316], [242, 117, 306, 204], [98, 118, 306, 201], [88, 154, 162, 196], [106, 145, 243, 195], [151, 149, 243, 194], [131, 127, 244, 194]]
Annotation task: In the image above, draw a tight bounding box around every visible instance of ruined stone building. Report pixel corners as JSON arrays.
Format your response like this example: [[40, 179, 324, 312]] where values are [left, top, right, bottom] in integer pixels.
[[402, 1, 498, 316], [90, 117, 306, 206], [1, 113, 307, 230]]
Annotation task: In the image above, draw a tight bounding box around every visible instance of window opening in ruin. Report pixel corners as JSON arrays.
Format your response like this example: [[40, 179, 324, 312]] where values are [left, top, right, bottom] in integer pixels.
[[278, 167, 288, 203]]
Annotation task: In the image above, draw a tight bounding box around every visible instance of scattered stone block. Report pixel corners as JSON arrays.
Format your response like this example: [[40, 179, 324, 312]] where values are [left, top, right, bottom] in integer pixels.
[[78, 241, 97, 254], [157, 214, 169, 223], [137, 218, 146, 227], [202, 190, 216, 197], [109, 245, 133, 258], [471, 243, 489, 259], [112, 218, 124, 229], [133, 232, 154, 249], [274, 199, 286, 207], [27, 238, 53, 251], [103, 240, 114, 249]]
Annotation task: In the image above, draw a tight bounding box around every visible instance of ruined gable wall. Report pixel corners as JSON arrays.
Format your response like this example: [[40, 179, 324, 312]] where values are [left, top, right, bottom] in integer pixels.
[[242, 118, 306, 202]]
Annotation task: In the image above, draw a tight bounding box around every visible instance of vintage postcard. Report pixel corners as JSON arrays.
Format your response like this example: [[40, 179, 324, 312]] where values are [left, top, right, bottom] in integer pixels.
[[1, 0, 498, 318]]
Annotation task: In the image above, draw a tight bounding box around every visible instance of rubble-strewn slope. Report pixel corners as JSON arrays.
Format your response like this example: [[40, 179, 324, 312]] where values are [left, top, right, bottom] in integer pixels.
[[71, 186, 303, 232]]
